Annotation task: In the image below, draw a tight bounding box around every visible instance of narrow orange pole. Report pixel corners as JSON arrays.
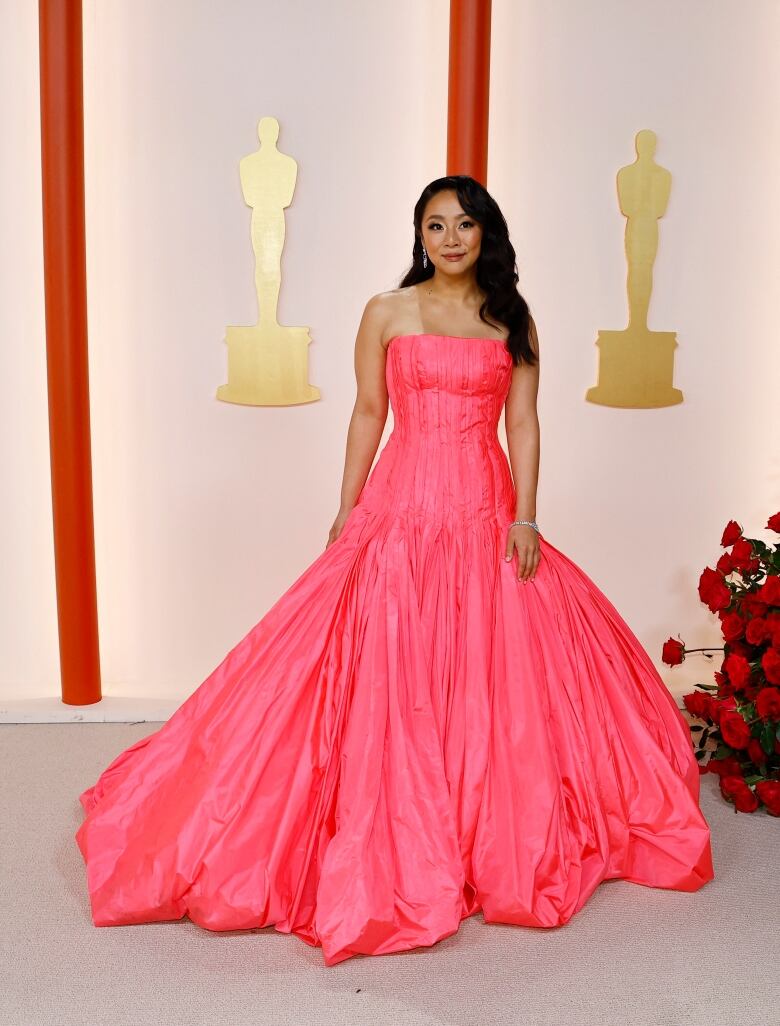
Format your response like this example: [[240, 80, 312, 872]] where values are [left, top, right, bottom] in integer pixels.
[[447, 0, 492, 184], [39, 0, 102, 705]]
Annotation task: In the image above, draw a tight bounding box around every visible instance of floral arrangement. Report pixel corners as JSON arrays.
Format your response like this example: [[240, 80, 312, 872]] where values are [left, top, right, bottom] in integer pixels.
[[662, 512, 780, 815]]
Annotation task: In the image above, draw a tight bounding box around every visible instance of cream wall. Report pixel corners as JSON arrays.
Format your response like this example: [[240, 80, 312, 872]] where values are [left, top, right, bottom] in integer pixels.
[[1, 0, 777, 715]]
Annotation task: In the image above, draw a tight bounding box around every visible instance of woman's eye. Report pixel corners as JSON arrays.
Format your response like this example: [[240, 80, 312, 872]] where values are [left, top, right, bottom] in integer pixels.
[[427, 220, 474, 230]]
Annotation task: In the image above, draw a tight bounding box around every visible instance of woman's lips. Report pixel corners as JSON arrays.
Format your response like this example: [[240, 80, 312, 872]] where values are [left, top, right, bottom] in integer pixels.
[[443, 254, 465, 261]]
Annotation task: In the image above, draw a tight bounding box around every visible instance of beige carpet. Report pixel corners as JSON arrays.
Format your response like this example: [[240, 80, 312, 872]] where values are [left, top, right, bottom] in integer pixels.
[[1, 722, 776, 1026]]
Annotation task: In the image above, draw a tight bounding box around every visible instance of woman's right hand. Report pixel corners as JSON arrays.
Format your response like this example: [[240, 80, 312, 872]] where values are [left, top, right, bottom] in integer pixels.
[[326, 507, 353, 549]]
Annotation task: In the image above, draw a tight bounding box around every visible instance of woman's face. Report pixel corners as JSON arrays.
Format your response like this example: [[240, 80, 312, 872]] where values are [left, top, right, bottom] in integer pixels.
[[420, 190, 483, 276]]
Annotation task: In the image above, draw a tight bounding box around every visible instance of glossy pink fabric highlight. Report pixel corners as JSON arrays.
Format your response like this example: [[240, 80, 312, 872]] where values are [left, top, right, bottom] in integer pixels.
[[76, 333, 714, 966]]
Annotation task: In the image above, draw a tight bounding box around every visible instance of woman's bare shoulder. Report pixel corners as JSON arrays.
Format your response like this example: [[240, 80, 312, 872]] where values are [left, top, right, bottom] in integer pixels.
[[361, 287, 416, 349], [365, 286, 413, 312]]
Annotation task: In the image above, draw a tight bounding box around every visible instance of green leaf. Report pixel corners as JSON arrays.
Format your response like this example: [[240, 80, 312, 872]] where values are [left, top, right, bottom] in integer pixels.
[[761, 721, 776, 755]]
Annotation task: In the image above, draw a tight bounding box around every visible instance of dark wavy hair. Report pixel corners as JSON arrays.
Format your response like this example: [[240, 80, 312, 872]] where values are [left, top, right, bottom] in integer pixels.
[[399, 175, 537, 368]]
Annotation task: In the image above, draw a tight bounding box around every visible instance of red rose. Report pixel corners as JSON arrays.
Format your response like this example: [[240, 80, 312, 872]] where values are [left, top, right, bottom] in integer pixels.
[[745, 617, 767, 646], [767, 616, 780, 647], [714, 668, 730, 693], [716, 552, 734, 575], [758, 575, 780, 607], [761, 647, 780, 686], [662, 637, 685, 666], [744, 680, 762, 701], [683, 691, 714, 720], [730, 538, 754, 570], [728, 640, 753, 660], [710, 696, 736, 724], [755, 686, 780, 720], [719, 611, 745, 643], [719, 775, 759, 813], [721, 520, 743, 546], [719, 709, 751, 749], [755, 780, 780, 815], [698, 567, 731, 612], [723, 652, 752, 690], [766, 512, 780, 534], [743, 594, 769, 618], [706, 754, 742, 777], [747, 738, 767, 765]]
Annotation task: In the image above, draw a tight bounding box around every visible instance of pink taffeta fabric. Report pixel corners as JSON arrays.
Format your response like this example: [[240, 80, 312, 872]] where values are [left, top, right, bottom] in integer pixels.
[[76, 333, 714, 966]]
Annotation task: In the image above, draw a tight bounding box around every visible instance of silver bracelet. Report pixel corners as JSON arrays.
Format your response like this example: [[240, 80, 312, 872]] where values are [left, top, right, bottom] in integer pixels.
[[510, 519, 539, 532]]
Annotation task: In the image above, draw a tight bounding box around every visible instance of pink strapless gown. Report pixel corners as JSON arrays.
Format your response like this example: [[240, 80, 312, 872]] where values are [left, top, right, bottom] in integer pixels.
[[76, 333, 714, 965]]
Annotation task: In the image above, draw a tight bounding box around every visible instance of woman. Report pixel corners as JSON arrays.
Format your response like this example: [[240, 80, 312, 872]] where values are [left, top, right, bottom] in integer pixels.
[[76, 175, 714, 967]]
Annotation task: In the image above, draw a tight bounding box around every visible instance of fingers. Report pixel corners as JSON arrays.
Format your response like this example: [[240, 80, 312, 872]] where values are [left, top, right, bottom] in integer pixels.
[[514, 545, 541, 583], [504, 534, 538, 583]]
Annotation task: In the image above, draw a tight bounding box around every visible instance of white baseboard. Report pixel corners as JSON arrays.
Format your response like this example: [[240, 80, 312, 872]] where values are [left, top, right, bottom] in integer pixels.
[[0, 695, 179, 723]]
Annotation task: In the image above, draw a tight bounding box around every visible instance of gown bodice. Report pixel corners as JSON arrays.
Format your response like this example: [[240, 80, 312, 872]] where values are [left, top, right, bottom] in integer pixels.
[[357, 333, 518, 524]]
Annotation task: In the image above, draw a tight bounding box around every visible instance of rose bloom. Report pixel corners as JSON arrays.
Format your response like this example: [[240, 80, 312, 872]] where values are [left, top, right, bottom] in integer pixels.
[[730, 538, 755, 570], [721, 520, 742, 546], [683, 691, 713, 720], [755, 780, 780, 815], [722, 652, 752, 690], [719, 709, 751, 749], [755, 686, 780, 721], [762, 648, 780, 687], [719, 611, 745, 643], [720, 775, 759, 813], [716, 552, 734, 575], [709, 695, 736, 724], [758, 575, 780, 606], [769, 617, 780, 647], [662, 637, 685, 666], [705, 755, 742, 777], [747, 738, 767, 766], [698, 567, 731, 612], [742, 594, 768, 618], [745, 617, 767, 646]]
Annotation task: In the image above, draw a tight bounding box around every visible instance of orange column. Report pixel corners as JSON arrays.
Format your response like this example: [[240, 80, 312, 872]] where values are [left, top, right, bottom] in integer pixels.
[[447, 0, 492, 184], [38, 0, 101, 705]]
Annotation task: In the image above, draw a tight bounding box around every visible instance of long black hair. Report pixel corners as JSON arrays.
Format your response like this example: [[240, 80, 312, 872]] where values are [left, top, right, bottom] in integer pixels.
[[399, 175, 537, 368]]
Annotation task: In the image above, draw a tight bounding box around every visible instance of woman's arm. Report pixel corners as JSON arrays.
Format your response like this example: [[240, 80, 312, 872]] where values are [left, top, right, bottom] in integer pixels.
[[503, 316, 542, 581], [327, 296, 391, 546]]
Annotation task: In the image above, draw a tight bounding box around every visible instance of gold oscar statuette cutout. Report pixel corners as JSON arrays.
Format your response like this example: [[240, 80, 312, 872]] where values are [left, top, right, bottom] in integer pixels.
[[586, 129, 683, 408], [217, 116, 320, 406]]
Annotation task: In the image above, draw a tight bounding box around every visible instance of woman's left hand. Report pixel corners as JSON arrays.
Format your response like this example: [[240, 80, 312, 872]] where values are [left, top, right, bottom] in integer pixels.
[[505, 524, 541, 583]]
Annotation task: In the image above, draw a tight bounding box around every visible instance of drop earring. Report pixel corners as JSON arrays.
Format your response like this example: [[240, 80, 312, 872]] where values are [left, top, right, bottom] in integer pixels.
[[422, 244, 428, 269]]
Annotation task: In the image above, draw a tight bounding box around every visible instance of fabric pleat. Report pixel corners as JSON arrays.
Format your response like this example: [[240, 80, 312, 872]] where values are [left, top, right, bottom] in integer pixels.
[[76, 333, 714, 965]]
